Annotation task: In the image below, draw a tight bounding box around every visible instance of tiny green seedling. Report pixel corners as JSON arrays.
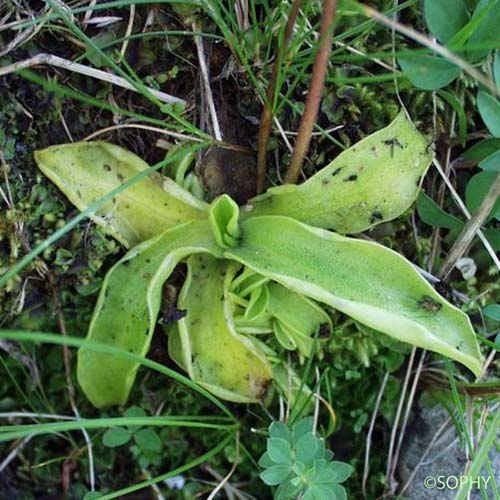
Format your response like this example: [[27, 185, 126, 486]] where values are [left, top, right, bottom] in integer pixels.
[[259, 418, 353, 500]]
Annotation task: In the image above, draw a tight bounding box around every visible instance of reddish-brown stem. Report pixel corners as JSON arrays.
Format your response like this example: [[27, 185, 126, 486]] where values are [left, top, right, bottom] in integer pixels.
[[284, 0, 337, 184], [256, 0, 303, 194]]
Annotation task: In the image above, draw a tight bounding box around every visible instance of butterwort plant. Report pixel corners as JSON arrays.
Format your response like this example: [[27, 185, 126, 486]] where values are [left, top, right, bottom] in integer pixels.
[[33, 112, 483, 408]]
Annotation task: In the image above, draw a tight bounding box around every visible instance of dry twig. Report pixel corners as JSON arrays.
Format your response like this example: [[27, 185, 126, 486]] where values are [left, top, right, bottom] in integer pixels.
[[362, 372, 389, 497], [433, 158, 500, 273], [0, 53, 186, 106], [206, 432, 240, 500], [193, 21, 222, 140], [119, 4, 136, 59]]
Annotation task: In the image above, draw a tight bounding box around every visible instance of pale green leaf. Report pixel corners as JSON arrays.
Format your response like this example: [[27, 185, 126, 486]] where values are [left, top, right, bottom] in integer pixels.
[[295, 432, 318, 464], [313, 467, 340, 484], [483, 227, 500, 251], [327, 462, 354, 483], [244, 285, 270, 321], [209, 194, 240, 248], [328, 483, 348, 500], [168, 255, 272, 403], [494, 51, 500, 92], [246, 112, 434, 233], [260, 464, 292, 485], [225, 216, 483, 376], [292, 418, 315, 444], [258, 451, 274, 468], [464, 0, 500, 61], [34, 142, 207, 248], [230, 267, 270, 297], [267, 437, 293, 465], [479, 149, 500, 171], [269, 421, 292, 441], [462, 138, 500, 162], [447, 0, 494, 49], [77, 221, 220, 408], [308, 484, 345, 500], [267, 282, 331, 357], [124, 406, 145, 418], [275, 480, 303, 500], [124, 406, 146, 431], [273, 319, 297, 351]]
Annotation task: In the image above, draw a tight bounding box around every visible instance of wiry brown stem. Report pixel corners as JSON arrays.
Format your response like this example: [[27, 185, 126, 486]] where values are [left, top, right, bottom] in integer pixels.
[[284, 0, 338, 184], [256, 0, 303, 194]]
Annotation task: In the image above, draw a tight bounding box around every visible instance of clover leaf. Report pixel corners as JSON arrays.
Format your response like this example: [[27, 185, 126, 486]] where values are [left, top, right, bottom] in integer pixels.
[[102, 406, 162, 453]]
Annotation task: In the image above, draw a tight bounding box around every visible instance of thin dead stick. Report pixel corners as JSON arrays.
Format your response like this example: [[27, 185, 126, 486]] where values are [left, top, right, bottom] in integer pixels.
[[83, 123, 254, 155], [234, 0, 250, 31], [335, 39, 394, 72], [438, 169, 500, 280], [0, 434, 34, 473], [362, 372, 389, 498], [428, 85, 458, 273], [312, 367, 321, 433], [82, 0, 97, 25], [193, 21, 222, 141], [206, 432, 240, 500], [285, 352, 293, 421], [83, 123, 204, 142], [284, 0, 338, 184], [385, 347, 416, 493], [397, 417, 452, 498], [256, 0, 302, 193], [140, 467, 166, 500], [313, 393, 337, 430], [0, 53, 186, 106], [0, 411, 79, 420], [283, 124, 343, 136], [0, 11, 46, 58], [390, 350, 427, 482], [362, 4, 499, 97], [433, 158, 500, 273], [119, 3, 135, 59]]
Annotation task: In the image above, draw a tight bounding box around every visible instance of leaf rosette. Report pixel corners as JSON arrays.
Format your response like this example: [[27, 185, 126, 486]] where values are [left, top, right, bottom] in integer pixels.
[[33, 112, 483, 407]]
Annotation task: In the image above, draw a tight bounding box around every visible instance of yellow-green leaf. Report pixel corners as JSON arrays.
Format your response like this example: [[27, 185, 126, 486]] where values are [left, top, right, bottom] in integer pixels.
[[77, 221, 220, 408], [35, 141, 208, 247], [245, 112, 433, 234], [225, 216, 483, 376], [168, 255, 272, 402]]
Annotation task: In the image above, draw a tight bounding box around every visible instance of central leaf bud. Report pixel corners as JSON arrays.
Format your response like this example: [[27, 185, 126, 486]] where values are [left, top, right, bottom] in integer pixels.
[[209, 194, 241, 248]]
